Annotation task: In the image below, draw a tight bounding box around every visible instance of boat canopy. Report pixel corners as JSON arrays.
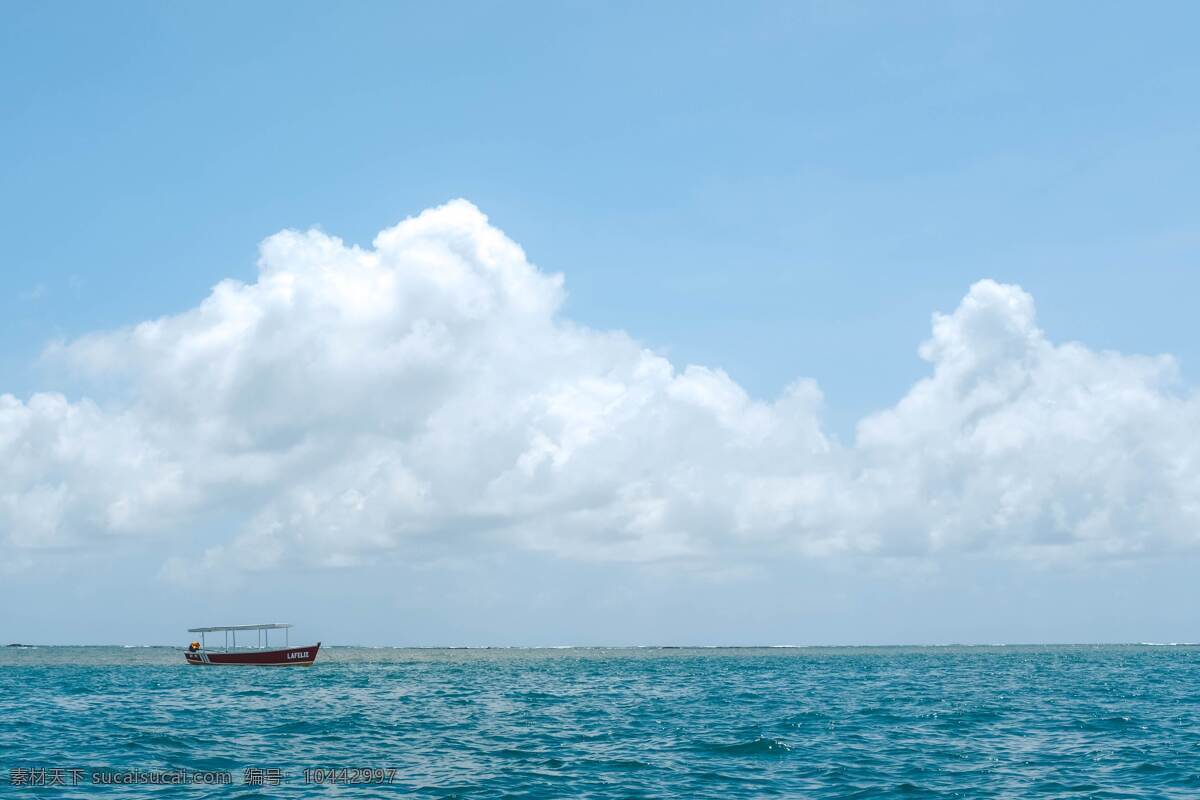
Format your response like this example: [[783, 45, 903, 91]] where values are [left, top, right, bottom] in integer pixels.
[[187, 623, 292, 633]]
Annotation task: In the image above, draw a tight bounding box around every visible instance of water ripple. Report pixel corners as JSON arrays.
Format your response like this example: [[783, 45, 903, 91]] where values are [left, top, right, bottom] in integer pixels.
[[3, 645, 1200, 797]]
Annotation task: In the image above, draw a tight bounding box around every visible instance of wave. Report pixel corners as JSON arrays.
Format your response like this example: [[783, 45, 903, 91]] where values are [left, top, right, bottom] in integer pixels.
[[703, 737, 793, 756]]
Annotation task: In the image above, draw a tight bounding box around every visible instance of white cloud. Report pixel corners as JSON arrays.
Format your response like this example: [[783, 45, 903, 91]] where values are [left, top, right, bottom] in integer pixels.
[[3, 201, 1199, 576], [0, 393, 194, 552], [853, 279, 1200, 561]]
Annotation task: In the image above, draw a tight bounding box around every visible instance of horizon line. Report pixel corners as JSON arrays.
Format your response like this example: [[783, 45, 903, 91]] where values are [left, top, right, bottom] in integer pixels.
[[5, 641, 1198, 650]]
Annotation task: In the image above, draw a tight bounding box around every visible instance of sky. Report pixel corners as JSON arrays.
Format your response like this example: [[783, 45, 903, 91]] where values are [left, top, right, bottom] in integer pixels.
[[2, 2, 1199, 646]]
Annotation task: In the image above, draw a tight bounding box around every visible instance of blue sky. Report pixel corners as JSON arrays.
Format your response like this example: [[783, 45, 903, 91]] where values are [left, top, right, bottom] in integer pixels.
[[2, 2, 1199, 644], [6, 1, 1197, 431]]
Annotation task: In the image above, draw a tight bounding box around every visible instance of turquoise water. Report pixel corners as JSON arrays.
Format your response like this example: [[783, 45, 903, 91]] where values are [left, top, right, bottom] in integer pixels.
[[3, 645, 1200, 797]]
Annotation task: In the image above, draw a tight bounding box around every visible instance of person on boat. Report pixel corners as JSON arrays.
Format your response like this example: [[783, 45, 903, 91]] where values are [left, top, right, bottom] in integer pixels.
[[188, 641, 201, 652]]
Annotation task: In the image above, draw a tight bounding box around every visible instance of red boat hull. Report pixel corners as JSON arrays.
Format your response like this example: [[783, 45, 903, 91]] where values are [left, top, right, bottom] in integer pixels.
[[184, 642, 320, 666]]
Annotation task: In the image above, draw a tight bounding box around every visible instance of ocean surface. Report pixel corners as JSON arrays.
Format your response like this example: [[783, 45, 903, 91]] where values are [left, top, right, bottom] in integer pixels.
[[3, 645, 1200, 798]]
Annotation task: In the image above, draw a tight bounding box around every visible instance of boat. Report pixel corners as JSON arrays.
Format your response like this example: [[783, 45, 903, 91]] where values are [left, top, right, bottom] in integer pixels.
[[183, 623, 320, 666]]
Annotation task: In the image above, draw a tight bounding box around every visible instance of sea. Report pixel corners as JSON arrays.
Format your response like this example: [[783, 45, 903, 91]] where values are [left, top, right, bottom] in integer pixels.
[[2, 645, 1199, 798]]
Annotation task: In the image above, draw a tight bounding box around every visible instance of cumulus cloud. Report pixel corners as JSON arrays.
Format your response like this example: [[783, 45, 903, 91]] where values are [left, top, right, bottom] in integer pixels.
[[853, 281, 1200, 561], [3, 200, 1198, 576]]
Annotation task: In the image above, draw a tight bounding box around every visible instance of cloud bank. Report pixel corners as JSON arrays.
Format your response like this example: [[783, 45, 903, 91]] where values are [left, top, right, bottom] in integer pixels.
[[3, 200, 1198, 576]]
